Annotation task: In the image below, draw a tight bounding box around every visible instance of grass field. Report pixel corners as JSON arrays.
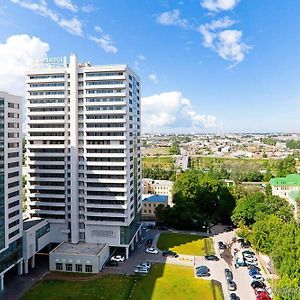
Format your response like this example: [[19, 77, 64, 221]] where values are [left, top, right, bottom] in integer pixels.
[[22, 274, 135, 300], [131, 264, 223, 300], [190, 156, 269, 171], [157, 233, 215, 256], [142, 156, 175, 169]]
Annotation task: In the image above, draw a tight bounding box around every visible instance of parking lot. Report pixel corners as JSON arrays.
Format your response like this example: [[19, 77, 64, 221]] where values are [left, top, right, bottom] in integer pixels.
[[104, 227, 270, 300]]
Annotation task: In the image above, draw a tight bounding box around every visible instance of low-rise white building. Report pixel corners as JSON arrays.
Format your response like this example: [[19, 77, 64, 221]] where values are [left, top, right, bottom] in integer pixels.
[[49, 242, 109, 273]]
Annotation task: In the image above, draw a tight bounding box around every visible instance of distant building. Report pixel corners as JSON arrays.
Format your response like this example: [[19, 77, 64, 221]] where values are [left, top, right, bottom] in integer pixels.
[[270, 174, 300, 219], [142, 195, 168, 220], [142, 179, 173, 205]]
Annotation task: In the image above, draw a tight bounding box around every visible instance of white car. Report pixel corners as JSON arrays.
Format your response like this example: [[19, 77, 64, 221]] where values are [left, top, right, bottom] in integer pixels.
[[246, 260, 258, 267], [136, 262, 151, 269], [134, 267, 149, 274], [111, 255, 125, 262], [146, 247, 159, 254], [245, 256, 257, 262], [244, 253, 257, 259], [251, 274, 264, 281]]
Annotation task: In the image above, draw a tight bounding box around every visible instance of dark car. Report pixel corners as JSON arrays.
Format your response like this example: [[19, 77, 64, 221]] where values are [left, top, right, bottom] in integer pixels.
[[225, 268, 233, 280], [196, 269, 210, 277], [106, 260, 119, 267], [248, 265, 261, 272], [145, 238, 153, 246], [241, 241, 251, 248], [147, 224, 155, 229], [162, 250, 179, 258], [237, 238, 244, 244], [218, 241, 226, 250], [224, 226, 233, 232], [243, 250, 255, 256], [227, 280, 237, 291], [205, 255, 219, 261], [251, 280, 266, 289], [230, 293, 240, 300], [195, 265, 210, 272]]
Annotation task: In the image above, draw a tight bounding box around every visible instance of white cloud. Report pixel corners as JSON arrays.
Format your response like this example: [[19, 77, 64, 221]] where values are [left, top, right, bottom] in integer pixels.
[[149, 73, 159, 84], [59, 17, 83, 36], [0, 34, 49, 96], [156, 9, 188, 28], [138, 54, 146, 60], [198, 17, 250, 65], [53, 0, 77, 12], [94, 26, 103, 33], [201, 0, 240, 12], [11, 0, 84, 36], [89, 34, 118, 54], [142, 91, 219, 132], [81, 4, 94, 13]]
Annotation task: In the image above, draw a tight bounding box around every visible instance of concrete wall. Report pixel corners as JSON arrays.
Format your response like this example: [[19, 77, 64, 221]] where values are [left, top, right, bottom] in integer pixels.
[[48, 223, 68, 243], [49, 245, 109, 273], [85, 224, 120, 246]]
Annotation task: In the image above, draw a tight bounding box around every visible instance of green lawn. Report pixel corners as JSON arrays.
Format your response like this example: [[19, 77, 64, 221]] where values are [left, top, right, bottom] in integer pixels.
[[142, 156, 175, 169], [22, 264, 223, 300], [132, 264, 223, 300], [22, 274, 135, 300], [157, 233, 215, 256]]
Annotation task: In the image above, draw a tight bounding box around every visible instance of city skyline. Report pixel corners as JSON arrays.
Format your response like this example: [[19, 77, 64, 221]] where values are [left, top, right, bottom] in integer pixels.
[[1, 0, 300, 133]]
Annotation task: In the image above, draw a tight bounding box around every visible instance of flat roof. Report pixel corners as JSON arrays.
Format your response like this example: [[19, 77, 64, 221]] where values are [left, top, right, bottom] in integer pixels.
[[142, 194, 168, 203], [270, 174, 300, 186], [23, 218, 45, 230], [51, 242, 106, 256]]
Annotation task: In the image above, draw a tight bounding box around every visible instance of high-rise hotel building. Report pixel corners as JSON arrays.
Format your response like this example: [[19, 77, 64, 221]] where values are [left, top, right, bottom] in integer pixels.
[[26, 54, 142, 257], [0, 91, 23, 290]]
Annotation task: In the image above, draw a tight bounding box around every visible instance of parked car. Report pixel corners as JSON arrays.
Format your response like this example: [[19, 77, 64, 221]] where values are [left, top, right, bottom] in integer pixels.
[[218, 241, 226, 250], [205, 255, 219, 261], [147, 224, 155, 229], [227, 280, 237, 291], [256, 292, 272, 300], [146, 247, 159, 254], [136, 262, 151, 269], [248, 265, 261, 272], [106, 260, 119, 267], [145, 238, 153, 246], [195, 265, 210, 272], [134, 267, 149, 274], [224, 226, 233, 232], [230, 293, 240, 300], [251, 280, 266, 289], [242, 250, 255, 256], [246, 260, 258, 267], [241, 241, 251, 248], [251, 274, 264, 281], [249, 269, 261, 276], [237, 238, 244, 244], [255, 288, 268, 296], [235, 257, 247, 268], [196, 269, 210, 277], [245, 256, 258, 263], [243, 252, 256, 258], [111, 255, 125, 262], [225, 268, 233, 280], [162, 250, 179, 258]]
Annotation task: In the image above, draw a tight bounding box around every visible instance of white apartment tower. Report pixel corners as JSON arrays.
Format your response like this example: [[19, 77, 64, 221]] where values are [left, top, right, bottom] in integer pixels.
[[0, 91, 23, 291], [26, 54, 142, 257]]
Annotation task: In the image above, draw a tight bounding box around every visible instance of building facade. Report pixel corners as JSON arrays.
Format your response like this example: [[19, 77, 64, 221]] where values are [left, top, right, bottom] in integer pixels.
[[26, 54, 142, 258], [270, 174, 300, 219], [0, 91, 23, 291], [142, 179, 173, 206], [142, 194, 168, 220]]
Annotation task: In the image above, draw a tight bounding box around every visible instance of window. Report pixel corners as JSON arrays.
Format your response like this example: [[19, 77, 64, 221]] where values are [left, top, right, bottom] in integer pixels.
[[75, 264, 82, 272], [56, 263, 63, 271], [85, 265, 93, 273], [66, 263, 73, 271]]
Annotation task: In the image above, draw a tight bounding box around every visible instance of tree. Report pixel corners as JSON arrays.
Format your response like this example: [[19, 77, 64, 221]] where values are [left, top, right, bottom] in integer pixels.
[[275, 155, 296, 177]]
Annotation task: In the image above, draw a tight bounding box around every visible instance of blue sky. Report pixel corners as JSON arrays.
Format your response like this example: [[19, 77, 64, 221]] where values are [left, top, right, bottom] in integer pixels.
[[1, 0, 300, 133]]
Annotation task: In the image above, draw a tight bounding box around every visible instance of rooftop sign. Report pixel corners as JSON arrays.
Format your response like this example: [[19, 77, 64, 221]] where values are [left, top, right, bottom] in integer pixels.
[[33, 56, 67, 69]]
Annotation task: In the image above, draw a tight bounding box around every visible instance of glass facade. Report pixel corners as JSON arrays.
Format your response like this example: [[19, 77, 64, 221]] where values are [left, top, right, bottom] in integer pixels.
[[0, 238, 22, 273], [0, 98, 4, 251]]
